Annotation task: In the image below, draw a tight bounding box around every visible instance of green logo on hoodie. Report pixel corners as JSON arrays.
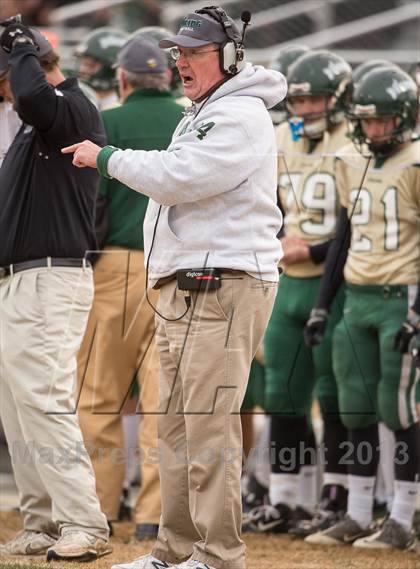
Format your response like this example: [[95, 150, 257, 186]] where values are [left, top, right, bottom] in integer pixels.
[[197, 122, 215, 140]]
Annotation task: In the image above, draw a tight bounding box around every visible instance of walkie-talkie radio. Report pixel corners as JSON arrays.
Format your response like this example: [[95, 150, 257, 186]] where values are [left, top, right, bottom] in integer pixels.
[[177, 268, 221, 291]]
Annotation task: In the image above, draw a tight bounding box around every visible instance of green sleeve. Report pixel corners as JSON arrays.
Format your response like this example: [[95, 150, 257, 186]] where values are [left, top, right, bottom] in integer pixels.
[[96, 145, 119, 179]]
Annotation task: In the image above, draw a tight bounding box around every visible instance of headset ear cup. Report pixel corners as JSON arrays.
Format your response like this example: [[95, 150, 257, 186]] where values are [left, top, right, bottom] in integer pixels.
[[221, 40, 237, 75]]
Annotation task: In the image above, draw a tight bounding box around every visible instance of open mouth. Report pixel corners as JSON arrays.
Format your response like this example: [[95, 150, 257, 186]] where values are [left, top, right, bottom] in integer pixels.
[[182, 75, 194, 86]]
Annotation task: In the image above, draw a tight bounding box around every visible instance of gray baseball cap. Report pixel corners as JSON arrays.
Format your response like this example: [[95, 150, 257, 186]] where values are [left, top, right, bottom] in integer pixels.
[[0, 27, 53, 75], [117, 36, 167, 73], [159, 12, 240, 48]]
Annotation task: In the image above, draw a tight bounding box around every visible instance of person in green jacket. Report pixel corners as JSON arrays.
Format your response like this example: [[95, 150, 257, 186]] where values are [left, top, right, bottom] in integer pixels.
[[76, 36, 184, 540]]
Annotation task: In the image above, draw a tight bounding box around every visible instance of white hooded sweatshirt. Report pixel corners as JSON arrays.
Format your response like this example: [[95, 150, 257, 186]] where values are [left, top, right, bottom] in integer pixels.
[[107, 63, 287, 285]]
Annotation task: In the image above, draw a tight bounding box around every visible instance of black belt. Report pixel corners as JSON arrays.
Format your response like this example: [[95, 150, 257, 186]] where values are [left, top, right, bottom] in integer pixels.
[[0, 258, 91, 279]]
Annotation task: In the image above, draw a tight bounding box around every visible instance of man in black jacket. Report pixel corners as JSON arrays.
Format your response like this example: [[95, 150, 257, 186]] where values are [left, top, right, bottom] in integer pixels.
[[0, 23, 110, 561]]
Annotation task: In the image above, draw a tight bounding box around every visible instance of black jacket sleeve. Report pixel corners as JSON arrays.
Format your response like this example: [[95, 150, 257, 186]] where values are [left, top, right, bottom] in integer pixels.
[[8, 43, 105, 147], [9, 44, 58, 131], [316, 206, 351, 310]]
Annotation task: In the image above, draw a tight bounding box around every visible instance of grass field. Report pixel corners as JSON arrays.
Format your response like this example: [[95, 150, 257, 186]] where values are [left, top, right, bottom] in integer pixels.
[[1, 511, 419, 569]]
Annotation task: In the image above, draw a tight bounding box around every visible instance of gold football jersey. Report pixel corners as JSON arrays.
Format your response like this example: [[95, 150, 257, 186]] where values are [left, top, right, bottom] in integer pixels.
[[336, 140, 420, 285], [276, 121, 349, 277]]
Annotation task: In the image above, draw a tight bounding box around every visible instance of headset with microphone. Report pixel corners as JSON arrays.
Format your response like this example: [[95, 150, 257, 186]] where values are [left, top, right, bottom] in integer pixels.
[[195, 6, 251, 75]]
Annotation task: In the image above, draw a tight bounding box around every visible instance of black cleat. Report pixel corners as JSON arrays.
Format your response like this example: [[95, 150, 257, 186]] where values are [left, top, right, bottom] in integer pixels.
[[290, 484, 348, 538], [289, 508, 344, 538], [353, 518, 417, 551], [118, 488, 132, 521], [242, 473, 269, 513], [243, 503, 294, 534], [305, 514, 373, 546]]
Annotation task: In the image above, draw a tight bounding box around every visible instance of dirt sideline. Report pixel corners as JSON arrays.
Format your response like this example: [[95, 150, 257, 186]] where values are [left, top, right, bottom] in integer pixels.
[[0, 512, 419, 569]]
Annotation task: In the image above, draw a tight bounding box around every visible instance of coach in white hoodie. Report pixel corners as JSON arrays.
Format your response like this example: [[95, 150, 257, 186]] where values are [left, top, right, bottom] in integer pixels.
[[63, 7, 286, 569]]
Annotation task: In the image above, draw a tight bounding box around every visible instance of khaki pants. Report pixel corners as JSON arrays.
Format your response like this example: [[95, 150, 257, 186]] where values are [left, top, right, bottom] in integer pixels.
[[0, 267, 108, 538], [151, 273, 277, 569], [77, 249, 161, 523]]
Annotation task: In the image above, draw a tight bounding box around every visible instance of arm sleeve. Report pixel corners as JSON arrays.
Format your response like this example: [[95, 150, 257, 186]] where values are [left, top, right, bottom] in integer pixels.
[[9, 44, 58, 131], [309, 240, 333, 264], [316, 206, 351, 310], [410, 167, 420, 314], [277, 191, 285, 238], [106, 111, 263, 206]]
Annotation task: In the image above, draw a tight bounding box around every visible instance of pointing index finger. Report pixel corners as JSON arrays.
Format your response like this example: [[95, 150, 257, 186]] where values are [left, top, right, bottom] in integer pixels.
[[61, 143, 82, 154]]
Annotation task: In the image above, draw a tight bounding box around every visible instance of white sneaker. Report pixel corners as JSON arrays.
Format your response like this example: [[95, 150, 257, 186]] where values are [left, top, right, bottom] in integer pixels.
[[0, 530, 57, 556], [111, 554, 173, 569], [46, 530, 112, 561], [174, 559, 216, 569]]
